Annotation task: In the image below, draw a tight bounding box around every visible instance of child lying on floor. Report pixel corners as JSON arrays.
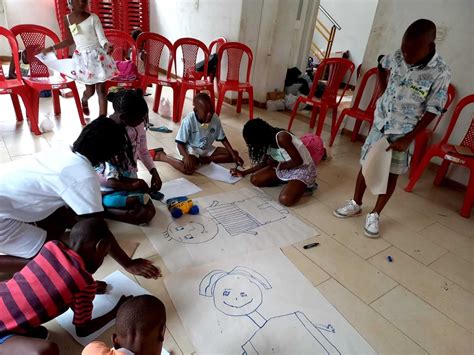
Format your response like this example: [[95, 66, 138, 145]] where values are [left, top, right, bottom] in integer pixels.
[[0, 219, 131, 355], [152, 92, 243, 175]]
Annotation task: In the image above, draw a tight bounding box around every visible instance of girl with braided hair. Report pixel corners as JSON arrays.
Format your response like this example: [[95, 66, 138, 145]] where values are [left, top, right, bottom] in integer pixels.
[[95, 88, 162, 225]]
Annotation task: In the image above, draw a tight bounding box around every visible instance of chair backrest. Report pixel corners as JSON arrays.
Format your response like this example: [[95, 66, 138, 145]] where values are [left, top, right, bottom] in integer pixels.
[[136, 32, 173, 78], [105, 29, 137, 62], [216, 42, 253, 84], [0, 26, 22, 83], [209, 37, 226, 55], [10, 24, 61, 79], [431, 84, 456, 132], [54, 0, 72, 41], [173, 37, 209, 80], [460, 118, 474, 149], [351, 67, 383, 114], [309, 58, 355, 105], [119, 0, 150, 33], [90, 0, 120, 30], [438, 94, 474, 146]]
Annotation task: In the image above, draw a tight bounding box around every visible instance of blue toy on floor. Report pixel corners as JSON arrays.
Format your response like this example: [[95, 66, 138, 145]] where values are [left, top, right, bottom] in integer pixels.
[[167, 196, 199, 218]]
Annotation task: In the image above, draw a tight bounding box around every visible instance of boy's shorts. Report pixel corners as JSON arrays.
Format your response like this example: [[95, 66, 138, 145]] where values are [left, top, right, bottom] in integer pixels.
[[361, 127, 409, 175], [0, 218, 47, 258], [0, 333, 14, 345], [178, 145, 216, 159]]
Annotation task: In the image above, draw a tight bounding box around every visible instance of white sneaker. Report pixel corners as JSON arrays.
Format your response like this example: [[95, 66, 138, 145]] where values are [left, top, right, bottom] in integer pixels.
[[333, 199, 362, 218], [364, 212, 380, 238]]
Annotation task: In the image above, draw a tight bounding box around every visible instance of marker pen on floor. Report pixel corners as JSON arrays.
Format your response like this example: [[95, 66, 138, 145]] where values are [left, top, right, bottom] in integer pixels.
[[303, 242, 319, 249]]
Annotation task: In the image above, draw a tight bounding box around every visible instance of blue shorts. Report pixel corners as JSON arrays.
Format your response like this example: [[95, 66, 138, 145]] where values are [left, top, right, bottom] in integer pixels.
[[0, 333, 14, 344]]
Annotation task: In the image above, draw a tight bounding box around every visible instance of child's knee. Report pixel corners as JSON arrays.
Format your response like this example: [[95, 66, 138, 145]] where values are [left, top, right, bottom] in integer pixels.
[[279, 192, 296, 207], [250, 174, 265, 187], [33, 341, 59, 355], [134, 203, 156, 225]]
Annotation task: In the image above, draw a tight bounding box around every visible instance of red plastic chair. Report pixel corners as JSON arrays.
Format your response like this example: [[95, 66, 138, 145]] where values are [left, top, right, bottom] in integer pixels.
[[136, 32, 180, 121], [173, 38, 214, 121], [405, 94, 474, 218], [409, 84, 456, 177], [54, 0, 71, 42], [215, 42, 254, 120], [10, 24, 85, 135], [90, 0, 119, 31], [287, 58, 355, 136], [0, 27, 35, 131], [104, 29, 141, 91], [119, 0, 150, 33], [329, 67, 383, 147]]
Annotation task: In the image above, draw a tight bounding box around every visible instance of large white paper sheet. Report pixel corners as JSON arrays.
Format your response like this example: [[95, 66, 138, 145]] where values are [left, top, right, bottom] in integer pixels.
[[35, 52, 75, 78], [160, 178, 202, 201], [362, 137, 392, 195], [196, 162, 242, 184], [56, 271, 150, 346], [142, 187, 319, 272], [165, 248, 376, 355]]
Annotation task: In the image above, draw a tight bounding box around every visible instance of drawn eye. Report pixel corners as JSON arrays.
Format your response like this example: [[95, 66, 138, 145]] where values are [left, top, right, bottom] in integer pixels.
[[240, 292, 248, 297], [175, 226, 184, 231], [223, 290, 230, 296], [184, 235, 194, 240]]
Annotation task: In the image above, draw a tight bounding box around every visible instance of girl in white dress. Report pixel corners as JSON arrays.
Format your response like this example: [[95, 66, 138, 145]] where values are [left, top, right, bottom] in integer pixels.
[[42, 0, 117, 115]]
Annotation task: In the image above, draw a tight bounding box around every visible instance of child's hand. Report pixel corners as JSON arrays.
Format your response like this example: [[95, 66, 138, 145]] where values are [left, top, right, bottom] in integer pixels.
[[40, 47, 53, 55], [386, 136, 411, 152], [233, 153, 244, 167], [150, 171, 162, 191], [230, 168, 245, 177], [125, 258, 162, 279], [105, 43, 114, 55], [183, 155, 198, 174]]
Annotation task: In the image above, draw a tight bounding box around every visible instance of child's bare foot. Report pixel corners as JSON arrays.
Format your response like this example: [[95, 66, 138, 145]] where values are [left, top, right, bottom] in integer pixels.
[[150, 147, 165, 161]]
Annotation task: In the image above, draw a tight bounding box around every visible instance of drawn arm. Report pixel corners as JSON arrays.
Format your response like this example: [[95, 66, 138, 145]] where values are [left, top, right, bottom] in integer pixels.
[[295, 312, 341, 355], [241, 340, 259, 355]]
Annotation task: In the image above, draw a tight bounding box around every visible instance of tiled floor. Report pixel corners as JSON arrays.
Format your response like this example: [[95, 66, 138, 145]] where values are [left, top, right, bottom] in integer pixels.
[[0, 86, 472, 354]]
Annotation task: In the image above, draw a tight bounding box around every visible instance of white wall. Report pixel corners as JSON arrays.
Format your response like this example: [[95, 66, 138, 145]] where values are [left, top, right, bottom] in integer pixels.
[[359, 0, 474, 185], [313, 0, 378, 85]]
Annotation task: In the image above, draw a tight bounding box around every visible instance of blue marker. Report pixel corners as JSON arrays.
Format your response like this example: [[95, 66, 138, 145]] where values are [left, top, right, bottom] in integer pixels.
[[387, 256, 393, 262]]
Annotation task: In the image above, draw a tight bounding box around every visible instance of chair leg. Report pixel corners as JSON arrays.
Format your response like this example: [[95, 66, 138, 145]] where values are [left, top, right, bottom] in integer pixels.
[[10, 94, 23, 122], [172, 86, 181, 122], [153, 85, 163, 113], [18, 90, 33, 122], [209, 86, 216, 110], [216, 87, 226, 116], [329, 112, 347, 147], [351, 120, 363, 142], [433, 160, 451, 186], [28, 90, 42, 135], [287, 97, 303, 131], [52, 89, 61, 116], [405, 151, 436, 192], [237, 91, 243, 113], [248, 87, 254, 120], [331, 107, 338, 133], [177, 87, 188, 122], [70, 84, 86, 126], [410, 132, 430, 178], [460, 168, 474, 218], [309, 106, 319, 129], [315, 105, 327, 136]]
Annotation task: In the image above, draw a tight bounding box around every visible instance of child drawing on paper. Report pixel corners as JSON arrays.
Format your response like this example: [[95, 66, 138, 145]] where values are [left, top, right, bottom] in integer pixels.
[[199, 266, 341, 355]]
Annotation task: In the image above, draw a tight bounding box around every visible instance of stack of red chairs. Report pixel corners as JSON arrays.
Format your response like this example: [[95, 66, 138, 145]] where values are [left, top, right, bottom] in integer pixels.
[[119, 0, 150, 33], [90, 0, 119, 30]]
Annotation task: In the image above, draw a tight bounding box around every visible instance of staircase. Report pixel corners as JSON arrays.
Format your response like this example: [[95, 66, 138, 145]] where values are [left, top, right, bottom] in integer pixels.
[[311, 5, 341, 61]]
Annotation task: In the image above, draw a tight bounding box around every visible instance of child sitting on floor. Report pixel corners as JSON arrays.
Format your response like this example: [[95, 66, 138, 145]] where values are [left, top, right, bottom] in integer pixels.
[[82, 295, 167, 355], [153, 92, 243, 175], [0, 219, 132, 355], [95, 88, 162, 225], [231, 118, 318, 207]]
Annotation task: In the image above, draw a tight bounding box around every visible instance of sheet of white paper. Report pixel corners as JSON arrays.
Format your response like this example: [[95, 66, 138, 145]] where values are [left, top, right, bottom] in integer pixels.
[[362, 137, 392, 195], [142, 187, 319, 272], [35, 52, 75, 78], [196, 162, 242, 184], [165, 248, 376, 355], [159, 178, 202, 201], [56, 271, 150, 346]]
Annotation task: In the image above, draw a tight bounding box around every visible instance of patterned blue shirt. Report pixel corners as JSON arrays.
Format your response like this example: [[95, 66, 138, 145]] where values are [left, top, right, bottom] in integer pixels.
[[374, 49, 451, 135]]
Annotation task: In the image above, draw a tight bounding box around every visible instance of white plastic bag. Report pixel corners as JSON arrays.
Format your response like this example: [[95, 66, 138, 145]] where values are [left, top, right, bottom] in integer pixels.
[[158, 98, 172, 118], [284, 94, 303, 111], [39, 117, 54, 133], [266, 99, 285, 111]]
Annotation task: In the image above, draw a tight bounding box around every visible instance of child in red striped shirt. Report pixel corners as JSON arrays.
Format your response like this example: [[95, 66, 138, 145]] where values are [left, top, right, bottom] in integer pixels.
[[0, 218, 132, 354]]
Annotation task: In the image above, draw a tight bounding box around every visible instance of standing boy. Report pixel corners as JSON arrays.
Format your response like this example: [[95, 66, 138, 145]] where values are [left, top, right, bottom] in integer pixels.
[[334, 19, 451, 237]]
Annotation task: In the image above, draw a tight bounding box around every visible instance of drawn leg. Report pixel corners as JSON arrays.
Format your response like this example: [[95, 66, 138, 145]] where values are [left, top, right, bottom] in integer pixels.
[[296, 312, 341, 355]]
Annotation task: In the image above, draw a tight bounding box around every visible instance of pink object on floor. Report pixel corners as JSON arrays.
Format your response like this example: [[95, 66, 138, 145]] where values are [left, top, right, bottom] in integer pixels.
[[300, 133, 325, 164]]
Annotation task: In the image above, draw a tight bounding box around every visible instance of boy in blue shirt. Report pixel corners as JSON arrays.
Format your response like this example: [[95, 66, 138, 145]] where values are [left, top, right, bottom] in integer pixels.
[[154, 93, 243, 174], [334, 19, 450, 238]]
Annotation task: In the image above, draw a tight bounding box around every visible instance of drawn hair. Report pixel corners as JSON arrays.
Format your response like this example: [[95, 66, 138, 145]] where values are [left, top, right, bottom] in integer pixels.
[[107, 87, 149, 127], [199, 266, 272, 297], [242, 118, 284, 165]]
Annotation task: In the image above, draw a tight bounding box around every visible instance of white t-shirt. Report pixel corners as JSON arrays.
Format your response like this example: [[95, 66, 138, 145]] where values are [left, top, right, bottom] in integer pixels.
[[0, 149, 103, 223], [175, 112, 226, 151]]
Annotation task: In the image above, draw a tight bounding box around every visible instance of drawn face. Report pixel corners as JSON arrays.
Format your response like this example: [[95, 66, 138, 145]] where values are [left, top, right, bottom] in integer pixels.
[[166, 216, 218, 244], [213, 274, 263, 316]]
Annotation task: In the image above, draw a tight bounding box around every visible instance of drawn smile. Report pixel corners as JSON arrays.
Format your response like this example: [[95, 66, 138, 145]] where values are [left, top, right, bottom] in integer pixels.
[[223, 298, 254, 308]]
